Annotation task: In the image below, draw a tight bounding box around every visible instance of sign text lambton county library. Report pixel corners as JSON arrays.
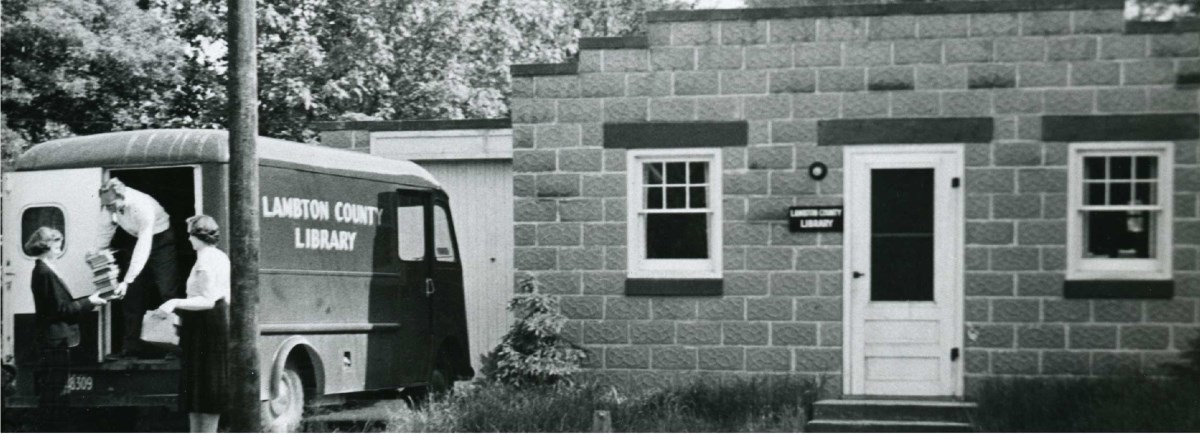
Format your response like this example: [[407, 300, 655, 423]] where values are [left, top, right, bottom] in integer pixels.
[[788, 206, 844, 232], [261, 196, 383, 251]]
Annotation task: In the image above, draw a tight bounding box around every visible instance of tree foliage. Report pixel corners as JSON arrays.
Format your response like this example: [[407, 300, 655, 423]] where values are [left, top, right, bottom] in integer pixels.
[[1, 0, 189, 158], [2, 0, 697, 156]]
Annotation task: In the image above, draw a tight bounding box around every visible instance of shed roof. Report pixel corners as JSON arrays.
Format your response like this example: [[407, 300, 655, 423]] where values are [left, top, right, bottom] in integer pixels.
[[13, 129, 440, 189]]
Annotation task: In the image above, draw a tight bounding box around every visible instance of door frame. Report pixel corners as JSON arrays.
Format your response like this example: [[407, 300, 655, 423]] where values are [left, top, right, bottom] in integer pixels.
[[841, 145, 965, 397]]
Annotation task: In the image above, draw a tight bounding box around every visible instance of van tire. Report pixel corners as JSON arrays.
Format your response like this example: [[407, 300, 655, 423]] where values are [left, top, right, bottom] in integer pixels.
[[266, 365, 305, 432]]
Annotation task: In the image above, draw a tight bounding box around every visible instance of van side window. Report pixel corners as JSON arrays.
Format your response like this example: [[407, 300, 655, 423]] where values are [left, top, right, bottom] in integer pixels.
[[396, 205, 425, 261], [22, 206, 66, 257], [433, 205, 456, 263]]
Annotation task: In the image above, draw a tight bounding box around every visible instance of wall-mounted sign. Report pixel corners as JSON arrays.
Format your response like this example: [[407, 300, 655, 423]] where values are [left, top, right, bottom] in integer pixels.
[[788, 206, 844, 232]]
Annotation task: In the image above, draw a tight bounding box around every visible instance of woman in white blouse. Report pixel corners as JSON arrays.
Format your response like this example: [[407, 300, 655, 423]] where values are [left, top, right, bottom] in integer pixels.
[[157, 215, 229, 433]]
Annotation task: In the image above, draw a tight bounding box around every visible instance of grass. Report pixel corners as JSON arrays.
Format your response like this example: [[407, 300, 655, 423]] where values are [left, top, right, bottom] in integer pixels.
[[974, 375, 1200, 432], [381, 375, 818, 433]]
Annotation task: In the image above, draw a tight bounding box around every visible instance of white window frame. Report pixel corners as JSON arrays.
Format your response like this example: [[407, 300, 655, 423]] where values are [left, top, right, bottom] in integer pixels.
[[1067, 142, 1174, 281], [626, 148, 723, 279]]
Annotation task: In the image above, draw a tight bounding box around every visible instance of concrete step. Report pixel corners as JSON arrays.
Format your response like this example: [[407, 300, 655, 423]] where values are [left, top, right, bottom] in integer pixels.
[[806, 419, 974, 433], [813, 399, 977, 424]]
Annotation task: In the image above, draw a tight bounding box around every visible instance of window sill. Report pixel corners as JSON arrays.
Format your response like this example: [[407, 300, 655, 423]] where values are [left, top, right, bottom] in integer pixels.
[[625, 278, 723, 296], [1063, 280, 1174, 299]]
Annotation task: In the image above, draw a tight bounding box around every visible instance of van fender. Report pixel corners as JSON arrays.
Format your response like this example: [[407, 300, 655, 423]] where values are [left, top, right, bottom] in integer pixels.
[[268, 336, 325, 400]]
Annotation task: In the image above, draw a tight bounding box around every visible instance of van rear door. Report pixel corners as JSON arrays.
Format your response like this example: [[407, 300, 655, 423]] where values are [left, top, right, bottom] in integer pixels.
[[395, 191, 433, 381], [3, 168, 106, 366]]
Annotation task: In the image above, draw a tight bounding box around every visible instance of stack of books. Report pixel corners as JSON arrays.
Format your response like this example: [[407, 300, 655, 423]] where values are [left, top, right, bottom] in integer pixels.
[[86, 249, 120, 295]]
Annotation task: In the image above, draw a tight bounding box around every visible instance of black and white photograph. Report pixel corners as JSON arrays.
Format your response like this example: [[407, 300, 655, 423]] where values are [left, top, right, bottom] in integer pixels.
[[1, 0, 1198, 431]]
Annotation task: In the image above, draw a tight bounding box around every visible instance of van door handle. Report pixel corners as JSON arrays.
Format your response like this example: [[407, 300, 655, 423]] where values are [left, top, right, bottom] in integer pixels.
[[852, 271, 865, 279], [424, 278, 436, 297]]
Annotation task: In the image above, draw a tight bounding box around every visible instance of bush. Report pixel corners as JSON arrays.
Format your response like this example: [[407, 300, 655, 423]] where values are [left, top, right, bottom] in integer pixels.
[[479, 278, 589, 387]]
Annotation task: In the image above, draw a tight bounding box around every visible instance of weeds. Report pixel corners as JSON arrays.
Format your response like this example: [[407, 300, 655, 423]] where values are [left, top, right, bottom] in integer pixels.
[[974, 375, 1200, 432], [387, 375, 816, 433]]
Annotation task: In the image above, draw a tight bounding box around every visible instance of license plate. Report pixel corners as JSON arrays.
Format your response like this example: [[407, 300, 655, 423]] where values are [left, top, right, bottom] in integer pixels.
[[65, 374, 94, 392]]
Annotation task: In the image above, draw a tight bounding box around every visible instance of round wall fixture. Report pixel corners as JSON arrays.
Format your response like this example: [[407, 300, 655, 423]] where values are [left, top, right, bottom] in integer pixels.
[[808, 162, 828, 181]]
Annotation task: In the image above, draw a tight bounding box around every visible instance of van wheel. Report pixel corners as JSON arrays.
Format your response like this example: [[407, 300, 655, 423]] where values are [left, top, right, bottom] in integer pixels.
[[266, 366, 305, 433]]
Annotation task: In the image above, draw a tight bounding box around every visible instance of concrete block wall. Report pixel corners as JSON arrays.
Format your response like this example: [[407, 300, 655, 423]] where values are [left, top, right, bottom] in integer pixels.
[[510, 0, 1200, 393]]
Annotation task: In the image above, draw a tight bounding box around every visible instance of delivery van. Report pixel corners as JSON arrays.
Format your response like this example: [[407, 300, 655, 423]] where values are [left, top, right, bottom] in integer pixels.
[[1, 129, 473, 430]]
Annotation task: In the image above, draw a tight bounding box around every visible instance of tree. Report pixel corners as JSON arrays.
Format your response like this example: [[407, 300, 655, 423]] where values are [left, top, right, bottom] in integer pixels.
[[1, 0, 189, 157], [3, 0, 698, 151]]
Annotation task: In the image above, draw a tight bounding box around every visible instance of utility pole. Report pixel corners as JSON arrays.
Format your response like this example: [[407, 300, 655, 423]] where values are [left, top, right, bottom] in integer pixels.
[[227, 0, 263, 430]]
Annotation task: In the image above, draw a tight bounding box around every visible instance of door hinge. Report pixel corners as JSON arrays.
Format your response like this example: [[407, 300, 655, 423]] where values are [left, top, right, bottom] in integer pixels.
[[951, 177, 961, 188], [950, 347, 960, 362]]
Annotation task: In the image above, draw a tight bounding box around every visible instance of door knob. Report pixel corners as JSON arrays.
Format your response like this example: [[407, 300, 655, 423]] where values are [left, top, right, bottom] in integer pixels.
[[852, 271, 865, 279]]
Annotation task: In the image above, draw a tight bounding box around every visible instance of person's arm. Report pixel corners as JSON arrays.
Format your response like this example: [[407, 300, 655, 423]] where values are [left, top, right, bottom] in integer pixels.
[[39, 269, 103, 320], [158, 270, 216, 312], [122, 200, 159, 287]]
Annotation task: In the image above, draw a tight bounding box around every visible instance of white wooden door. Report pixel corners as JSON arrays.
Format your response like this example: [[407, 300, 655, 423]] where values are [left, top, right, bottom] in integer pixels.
[[843, 146, 963, 397]]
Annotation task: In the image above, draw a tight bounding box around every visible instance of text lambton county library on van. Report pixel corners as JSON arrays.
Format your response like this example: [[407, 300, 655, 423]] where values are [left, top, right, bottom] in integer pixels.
[[261, 196, 385, 251]]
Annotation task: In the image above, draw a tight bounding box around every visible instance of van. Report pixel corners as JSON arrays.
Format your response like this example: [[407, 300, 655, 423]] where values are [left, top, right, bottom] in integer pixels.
[[1, 129, 473, 430]]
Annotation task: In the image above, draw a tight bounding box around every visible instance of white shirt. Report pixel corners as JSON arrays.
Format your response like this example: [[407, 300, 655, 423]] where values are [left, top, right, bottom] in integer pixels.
[[186, 246, 230, 303], [96, 187, 170, 283]]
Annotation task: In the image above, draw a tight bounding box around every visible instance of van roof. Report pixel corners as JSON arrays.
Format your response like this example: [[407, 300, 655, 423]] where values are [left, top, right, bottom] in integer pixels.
[[13, 129, 441, 189]]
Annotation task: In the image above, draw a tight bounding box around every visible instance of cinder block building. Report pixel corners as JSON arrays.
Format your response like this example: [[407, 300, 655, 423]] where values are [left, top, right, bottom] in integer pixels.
[[509, 0, 1199, 398]]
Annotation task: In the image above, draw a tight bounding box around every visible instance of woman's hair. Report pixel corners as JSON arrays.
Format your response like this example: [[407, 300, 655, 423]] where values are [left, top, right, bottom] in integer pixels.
[[186, 215, 220, 245], [25, 227, 63, 256]]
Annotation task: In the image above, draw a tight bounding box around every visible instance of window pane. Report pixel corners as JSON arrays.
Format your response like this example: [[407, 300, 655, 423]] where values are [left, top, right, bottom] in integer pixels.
[[645, 163, 664, 185], [646, 213, 709, 259], [689, 186, 707, 208], [1083, 211, 1155, 258], [1084, 157, 1106, 180], [1086, 182, 1106, 205], [871, 169, 934, 234], [666, 162, 686, 184], [666, 187, 687, 209], [1135, 156, 1157, 179], [22, 207, 66, 256], [1110, 156, 1132, 179], [396, 205, 425, 261], [1135, 182, 1156, 205], [1111, 182, 1131, 205], [646, 187, 664, 209], [689, 162, 707, 184], [433, 205, 456, 262], [870, 169, 934, 302]]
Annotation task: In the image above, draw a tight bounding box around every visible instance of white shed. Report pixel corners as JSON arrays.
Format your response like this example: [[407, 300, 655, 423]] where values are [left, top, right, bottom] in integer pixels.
[[316, 119, 513, 375]]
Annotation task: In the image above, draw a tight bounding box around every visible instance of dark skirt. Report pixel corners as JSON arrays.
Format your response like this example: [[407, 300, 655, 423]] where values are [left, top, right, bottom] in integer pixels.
[[36, 346, 71, 408], [179, 299, 229, 414]]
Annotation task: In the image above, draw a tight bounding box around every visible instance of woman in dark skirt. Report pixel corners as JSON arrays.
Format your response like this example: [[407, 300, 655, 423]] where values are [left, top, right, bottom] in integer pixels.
[[27, 227, 109, 430], [156, 215, 229, 433]]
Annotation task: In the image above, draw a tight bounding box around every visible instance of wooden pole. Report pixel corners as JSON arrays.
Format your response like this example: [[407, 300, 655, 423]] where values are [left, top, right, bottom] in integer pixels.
[[226, 0, 262, 430]]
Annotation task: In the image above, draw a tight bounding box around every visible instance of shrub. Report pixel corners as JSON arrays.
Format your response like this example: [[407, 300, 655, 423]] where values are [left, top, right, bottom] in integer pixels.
[[479, 278, 589, 387]]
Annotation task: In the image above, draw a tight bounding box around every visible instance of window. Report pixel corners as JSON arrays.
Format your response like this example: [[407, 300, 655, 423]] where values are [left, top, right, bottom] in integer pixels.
[[626, 149, 722, 279], [22, 206, 65, 257], [1067, 142, 1173, 280], [397, 204, 425, 261], [433, 205, 457, 263]]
